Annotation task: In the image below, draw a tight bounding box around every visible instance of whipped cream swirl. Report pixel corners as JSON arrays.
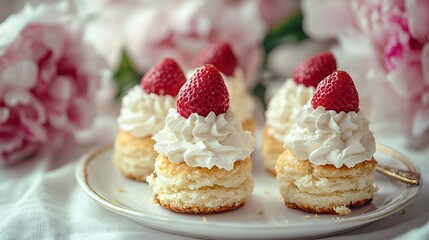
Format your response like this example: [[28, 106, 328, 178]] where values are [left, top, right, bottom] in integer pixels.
[[187, 68, 254, 122], [284, 104, 376, 168], [117, 86, 175, 138], [266, 79, 315, 142], [153, 109, 254, 171]]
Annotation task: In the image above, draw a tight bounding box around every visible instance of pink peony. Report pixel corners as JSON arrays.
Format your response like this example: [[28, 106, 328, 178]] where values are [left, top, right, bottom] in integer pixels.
[[0, 3, 106, 165], [302, 0, 429, 143], [124, 0, 266, 86], [258, 0, 300, 29], [81, 0, 297, 86], [81, 0, 301, 86], [79, 0, 145, 70]]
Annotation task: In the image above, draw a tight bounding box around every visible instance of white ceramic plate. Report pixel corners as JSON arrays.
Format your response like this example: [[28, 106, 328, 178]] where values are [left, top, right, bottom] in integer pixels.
[[76, 142, 421, 239]]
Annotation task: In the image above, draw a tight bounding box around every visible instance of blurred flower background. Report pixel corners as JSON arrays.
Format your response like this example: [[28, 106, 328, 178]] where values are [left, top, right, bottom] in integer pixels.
[[0, 2, 109, 165], [1, 0, 428, 165], [302, 0, 429, 147]]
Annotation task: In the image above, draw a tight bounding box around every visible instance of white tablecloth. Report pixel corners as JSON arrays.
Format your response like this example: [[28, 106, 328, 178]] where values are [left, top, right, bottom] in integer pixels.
[[1, 110, 429, 240]]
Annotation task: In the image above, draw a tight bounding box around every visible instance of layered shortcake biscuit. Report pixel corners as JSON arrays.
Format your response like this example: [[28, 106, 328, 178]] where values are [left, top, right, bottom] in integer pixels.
[[277, 150, 376, 214], [148, 64, 255, 213], [113, 58, 186, 181], [263, 52, 336, 175], [193, 42, 256, 133], [150, 155, 253, 213], [277, 70, 377, 215]]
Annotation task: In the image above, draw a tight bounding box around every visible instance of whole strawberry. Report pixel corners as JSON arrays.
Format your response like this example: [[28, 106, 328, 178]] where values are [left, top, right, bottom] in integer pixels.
[[141, 58, 186, 96], [194, 42, 238, 76], [293, 52, 337, 88], [177, 64, 229, 118], [311, 70, 359, 113]]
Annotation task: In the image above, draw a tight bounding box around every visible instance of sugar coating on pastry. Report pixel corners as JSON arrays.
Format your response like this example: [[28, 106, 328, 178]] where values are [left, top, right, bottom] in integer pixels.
[[113, 130, 157, 181], [276, 150, 377, 215], [261, 125, 284, 176], [147, 155, 253, 213], [265, 79, 314, 143]]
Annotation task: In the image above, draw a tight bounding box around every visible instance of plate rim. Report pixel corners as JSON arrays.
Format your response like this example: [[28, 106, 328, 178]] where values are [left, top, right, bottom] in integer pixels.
[[75, 143, 422, 231]]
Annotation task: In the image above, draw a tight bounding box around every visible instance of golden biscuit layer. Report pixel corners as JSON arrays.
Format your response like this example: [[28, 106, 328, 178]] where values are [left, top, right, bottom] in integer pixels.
[[261, 125, 285, 176], [113, 130, 157, 182], [242, 118, 257, 134], [276, 150, 376, 215], [148, 155, 253, 214]]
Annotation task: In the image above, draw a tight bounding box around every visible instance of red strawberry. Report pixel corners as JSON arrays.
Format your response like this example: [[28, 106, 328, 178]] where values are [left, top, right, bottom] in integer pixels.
[[141, 58, 186, 97], [311, 70, 359, 113], [194, 42, 238, 76], [177, 64, 229, 118], [293, 52, 337, 88]]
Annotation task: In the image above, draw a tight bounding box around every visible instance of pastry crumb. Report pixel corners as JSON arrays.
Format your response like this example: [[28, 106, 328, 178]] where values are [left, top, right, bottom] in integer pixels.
[[202, 216, 207, 222], [333, 205, 351, 216], [258, 211, 264, 216], [263, 190, 270, 195], [116, 187, 125, 192], [302, 215, 310, 219], [284, 219, 289, 224], [314, 214, 320, 218]]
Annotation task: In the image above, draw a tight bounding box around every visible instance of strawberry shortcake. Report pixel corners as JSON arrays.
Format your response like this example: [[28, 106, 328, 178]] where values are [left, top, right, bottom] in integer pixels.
[[148, 64, 255, 213], [263, 52, 337, 175], [113, 58, 186, 181], [277, 70, 377, 215]]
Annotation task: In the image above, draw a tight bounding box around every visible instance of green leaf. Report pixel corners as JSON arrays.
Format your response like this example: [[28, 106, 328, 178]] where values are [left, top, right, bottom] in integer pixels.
[[257, 11, 308, 108], [262, 11, 308, 55], [113, 51, 143, 97], [252, 81, 267, 110]]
